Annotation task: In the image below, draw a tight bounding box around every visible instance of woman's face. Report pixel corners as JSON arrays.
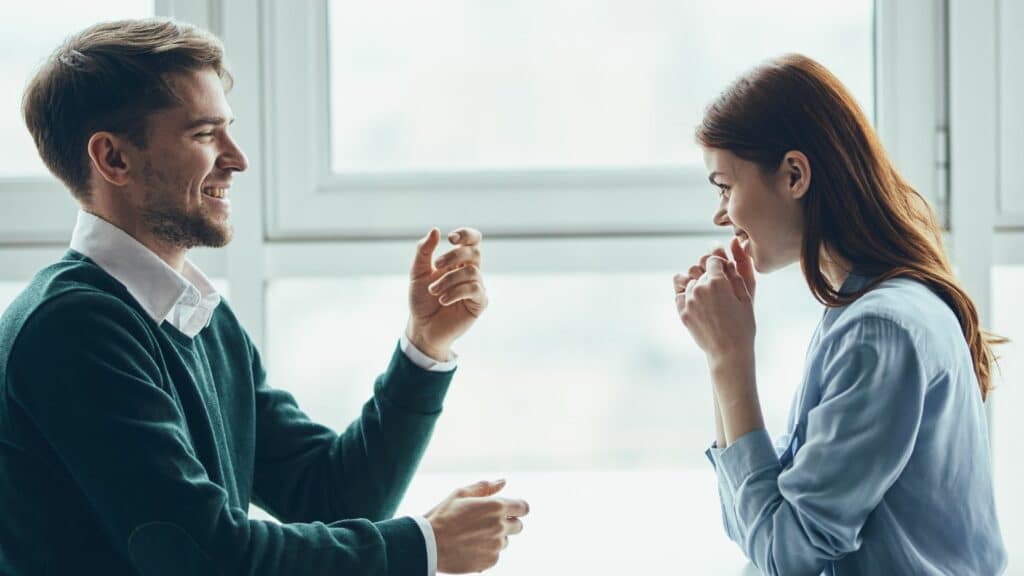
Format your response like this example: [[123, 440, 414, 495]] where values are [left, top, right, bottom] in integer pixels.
[[702, 148, 807, 274]]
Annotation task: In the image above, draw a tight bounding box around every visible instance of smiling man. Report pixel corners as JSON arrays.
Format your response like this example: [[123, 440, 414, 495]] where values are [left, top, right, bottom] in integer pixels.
[[0, 18, 526, 575]]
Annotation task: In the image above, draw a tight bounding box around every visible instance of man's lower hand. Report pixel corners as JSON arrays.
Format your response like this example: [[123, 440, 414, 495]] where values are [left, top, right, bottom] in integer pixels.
[[425, 479, 529, 574]]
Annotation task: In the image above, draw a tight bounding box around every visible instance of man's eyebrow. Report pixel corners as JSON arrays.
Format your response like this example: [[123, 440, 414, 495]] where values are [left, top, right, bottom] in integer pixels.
[[184, 116, 235, 130], [708, 171, 724, 185]]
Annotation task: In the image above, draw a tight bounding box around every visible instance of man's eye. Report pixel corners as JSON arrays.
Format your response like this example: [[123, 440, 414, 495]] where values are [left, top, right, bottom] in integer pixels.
[[195, 132, 215, 138]]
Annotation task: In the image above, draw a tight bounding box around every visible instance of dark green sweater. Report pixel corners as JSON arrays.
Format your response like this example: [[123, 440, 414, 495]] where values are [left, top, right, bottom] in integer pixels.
[[0, 251, 453, 575]]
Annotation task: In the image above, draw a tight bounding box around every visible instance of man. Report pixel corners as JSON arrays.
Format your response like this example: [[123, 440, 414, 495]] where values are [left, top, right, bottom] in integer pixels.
[[0, 18, 527, 575]]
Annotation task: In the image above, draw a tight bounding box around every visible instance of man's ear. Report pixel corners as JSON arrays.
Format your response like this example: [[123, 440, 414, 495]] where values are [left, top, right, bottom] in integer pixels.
[[86, 132, 134, 187], [781, 150, 811, 200]]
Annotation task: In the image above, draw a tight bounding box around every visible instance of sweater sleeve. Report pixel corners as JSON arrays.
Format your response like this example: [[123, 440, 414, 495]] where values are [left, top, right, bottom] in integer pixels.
[[249, 338, 453, 526], [7, 291, 425, 575]]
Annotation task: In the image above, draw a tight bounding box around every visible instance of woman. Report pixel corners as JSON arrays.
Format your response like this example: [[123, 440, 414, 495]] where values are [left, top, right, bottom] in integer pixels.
[[674, 54, 1006, 575]]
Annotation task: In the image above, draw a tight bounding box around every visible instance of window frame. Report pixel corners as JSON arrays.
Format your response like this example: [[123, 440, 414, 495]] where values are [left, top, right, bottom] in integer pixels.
[[0, 0, 218, 244]]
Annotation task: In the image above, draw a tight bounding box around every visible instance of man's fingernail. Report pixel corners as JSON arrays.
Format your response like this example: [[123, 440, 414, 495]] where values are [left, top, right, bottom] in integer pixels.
[[449, 232, 461, 242]]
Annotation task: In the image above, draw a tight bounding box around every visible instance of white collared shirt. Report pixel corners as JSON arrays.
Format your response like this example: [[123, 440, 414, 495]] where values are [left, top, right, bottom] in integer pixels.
[[70, 210, 222, 338], [69, 209, 447, 575]]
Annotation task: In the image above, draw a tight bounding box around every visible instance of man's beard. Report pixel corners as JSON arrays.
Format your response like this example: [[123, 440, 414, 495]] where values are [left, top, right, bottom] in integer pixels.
[[140, 161, 232, 250]]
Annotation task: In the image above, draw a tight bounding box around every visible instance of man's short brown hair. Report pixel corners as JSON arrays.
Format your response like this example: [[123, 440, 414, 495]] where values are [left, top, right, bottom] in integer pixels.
[[22, 18, 233, 201]]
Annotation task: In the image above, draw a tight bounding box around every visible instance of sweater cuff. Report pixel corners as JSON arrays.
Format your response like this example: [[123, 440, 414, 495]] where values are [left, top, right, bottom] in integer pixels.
[[716, 428, 780, 493], [377, 516, 428, 576], [376, 343, 455, 414]]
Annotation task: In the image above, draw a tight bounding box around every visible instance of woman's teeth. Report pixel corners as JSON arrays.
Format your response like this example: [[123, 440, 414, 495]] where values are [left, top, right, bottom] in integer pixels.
[[203, 188, 227, 199]]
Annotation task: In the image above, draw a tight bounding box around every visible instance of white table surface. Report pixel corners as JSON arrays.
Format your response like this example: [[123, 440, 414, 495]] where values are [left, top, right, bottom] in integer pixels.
[[394, 468, 760, 575]]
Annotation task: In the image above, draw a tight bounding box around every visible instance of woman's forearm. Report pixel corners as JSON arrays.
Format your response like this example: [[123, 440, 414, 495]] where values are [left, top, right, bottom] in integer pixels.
[[713, 390, 728, 448], [710, 352, 765, 444]]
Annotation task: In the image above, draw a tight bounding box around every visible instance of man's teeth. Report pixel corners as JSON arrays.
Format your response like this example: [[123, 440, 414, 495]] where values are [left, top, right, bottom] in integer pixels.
[[203, 188, 227, 199]]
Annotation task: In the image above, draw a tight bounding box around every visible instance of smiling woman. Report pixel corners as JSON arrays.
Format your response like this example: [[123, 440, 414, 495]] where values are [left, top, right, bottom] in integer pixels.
[[683, 54, 1006, 575]]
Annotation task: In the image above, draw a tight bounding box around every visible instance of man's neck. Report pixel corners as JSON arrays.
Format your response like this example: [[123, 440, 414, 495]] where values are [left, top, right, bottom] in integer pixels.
[[82, 206, 187, 274]]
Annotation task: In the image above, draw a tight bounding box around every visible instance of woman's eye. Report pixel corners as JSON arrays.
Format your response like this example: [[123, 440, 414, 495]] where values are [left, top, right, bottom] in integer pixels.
[[717, 186, 730, 199]]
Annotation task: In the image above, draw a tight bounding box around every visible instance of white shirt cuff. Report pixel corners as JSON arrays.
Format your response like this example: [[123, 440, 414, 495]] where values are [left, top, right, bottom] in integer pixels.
[[400, 333, 458, 372], [411, 515, 438, 576]]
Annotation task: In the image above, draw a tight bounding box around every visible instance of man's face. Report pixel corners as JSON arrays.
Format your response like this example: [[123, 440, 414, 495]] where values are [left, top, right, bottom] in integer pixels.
[[130, 68, 248, 249]]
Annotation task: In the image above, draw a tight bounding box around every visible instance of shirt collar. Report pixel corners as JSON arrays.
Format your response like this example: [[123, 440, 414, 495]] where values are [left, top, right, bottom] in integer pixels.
[[838, 268, 872, 296], [69, 210, 221, 326]]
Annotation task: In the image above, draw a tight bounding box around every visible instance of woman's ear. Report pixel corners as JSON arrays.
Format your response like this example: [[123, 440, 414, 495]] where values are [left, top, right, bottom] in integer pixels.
[[782, 150, 811, 200]]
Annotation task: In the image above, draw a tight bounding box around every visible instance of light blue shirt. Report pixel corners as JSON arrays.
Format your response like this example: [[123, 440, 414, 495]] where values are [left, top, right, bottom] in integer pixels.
[[707, 272, 1006, 575]]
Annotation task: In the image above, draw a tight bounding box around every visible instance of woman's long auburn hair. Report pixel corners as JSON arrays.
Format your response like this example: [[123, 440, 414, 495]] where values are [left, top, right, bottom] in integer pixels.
[[696, 53, 1003, 400]]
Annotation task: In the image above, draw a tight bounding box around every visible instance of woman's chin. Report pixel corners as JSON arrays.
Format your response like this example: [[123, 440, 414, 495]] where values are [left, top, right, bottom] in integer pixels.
[[741, 238, 762, 271]]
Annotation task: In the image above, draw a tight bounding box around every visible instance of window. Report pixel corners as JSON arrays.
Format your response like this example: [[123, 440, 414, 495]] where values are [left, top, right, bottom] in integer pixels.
[[0, 0, 153, 178], [327, 0, 873, 174], [991, 265, 1023, 566], [0, 0, 154, 243], [266, 0, 882, 238], [268, 265, 821, 471], [266, 245, 822, 572]]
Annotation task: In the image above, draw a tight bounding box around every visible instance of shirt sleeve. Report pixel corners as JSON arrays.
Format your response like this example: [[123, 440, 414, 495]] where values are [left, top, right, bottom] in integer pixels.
[[713, 316, 928, 576], [705, 443, 742, 545], [412, 515, 438, 576], [400, 332, 458, 372], [7, 292, 428, 575]]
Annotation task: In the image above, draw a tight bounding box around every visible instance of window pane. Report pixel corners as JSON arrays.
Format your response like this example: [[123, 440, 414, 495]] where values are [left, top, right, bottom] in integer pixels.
[[992, 266, 1024, 568], [267, 266, 820, 472], [328, 0, 873, 173], [267, 265, 820, 570], [0, 0, 154, 178]]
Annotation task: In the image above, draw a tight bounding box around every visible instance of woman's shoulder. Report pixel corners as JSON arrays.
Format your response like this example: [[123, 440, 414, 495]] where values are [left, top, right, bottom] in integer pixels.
[[821, 275, 966, 357]]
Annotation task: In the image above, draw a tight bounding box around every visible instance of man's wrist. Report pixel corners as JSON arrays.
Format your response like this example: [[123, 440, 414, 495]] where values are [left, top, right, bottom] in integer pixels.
[[405, 326, 451, 363], [411, 515, 438, 576]]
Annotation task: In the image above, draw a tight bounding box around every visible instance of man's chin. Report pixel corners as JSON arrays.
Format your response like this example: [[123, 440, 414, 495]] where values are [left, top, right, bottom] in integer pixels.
[[180, 218, 233, 250], [199, 223, 233, 248]]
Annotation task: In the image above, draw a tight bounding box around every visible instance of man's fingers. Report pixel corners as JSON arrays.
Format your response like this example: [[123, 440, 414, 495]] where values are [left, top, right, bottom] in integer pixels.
[[438, 280, 486, 307], [504, 517, 525, 535], [499, 498, 530, 518], [448, 227, 483, 246], [411, 228, 441, 278], [687, 265, 704, 280], [429, 265, 481, 296], [435, 244, 482, 270], [456, 479, 506, 498]]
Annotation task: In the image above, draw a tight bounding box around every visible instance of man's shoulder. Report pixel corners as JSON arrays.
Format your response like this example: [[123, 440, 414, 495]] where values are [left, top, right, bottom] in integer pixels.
[[1, 254, 151, 364]]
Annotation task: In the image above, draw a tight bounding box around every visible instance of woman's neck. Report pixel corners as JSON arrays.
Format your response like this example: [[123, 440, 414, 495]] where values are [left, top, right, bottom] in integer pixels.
[[820, 247, 851, 291]]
